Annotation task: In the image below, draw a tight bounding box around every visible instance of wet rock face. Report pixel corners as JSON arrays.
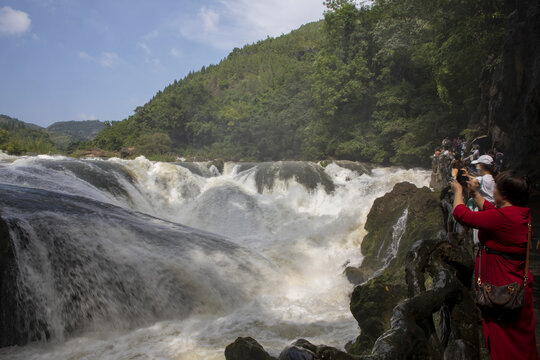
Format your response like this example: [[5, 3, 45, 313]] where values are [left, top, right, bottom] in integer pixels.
[[0, 213, 9, 266], [279, 345, 317, 360], [0, 214, 33, 348], [430, 155, 452, 191], [346, 274, 407, 355], [358, 182, 442, 281], [224, 337, 276, 360], [236, 162, 336, 194], [480, 0, 540, 182], [332, 161, 372, 176]]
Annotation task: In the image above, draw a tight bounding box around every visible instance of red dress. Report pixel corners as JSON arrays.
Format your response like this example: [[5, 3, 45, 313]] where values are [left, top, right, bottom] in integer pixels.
[[454, 201, 538, 359]]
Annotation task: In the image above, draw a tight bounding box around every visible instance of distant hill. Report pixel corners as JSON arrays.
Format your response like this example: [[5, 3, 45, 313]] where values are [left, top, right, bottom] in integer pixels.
[[47, 120, 104, 148], [0, 114, 43, 131], [0, 114, 55, 155], [91, 0, 510, 166], [94, 21, 323, 161]]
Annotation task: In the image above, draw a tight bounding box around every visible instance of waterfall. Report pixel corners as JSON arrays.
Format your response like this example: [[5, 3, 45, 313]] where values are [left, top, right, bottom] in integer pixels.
[[387, 208, 409, 265], [0, 154, 430, 360], [371, 208, 409, 279]]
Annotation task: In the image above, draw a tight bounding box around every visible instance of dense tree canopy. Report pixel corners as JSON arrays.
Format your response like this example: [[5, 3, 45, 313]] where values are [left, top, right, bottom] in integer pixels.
[[90, 0, 510, 166], [0, 115, 56, 155]]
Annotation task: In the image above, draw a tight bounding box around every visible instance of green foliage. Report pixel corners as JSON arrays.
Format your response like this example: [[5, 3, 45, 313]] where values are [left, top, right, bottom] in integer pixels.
[[137, 132, 172, 155], [0, 114, 56, 155], [307, 0, 508, 166], [47, 120, 104, 150], [87, 0, 509, 166]]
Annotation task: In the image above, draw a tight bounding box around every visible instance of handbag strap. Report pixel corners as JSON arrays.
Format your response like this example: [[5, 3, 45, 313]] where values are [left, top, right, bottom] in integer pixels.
[[524, 219, 532, 286], [477, 218, 532, 287], [477, 246, 483, 286]]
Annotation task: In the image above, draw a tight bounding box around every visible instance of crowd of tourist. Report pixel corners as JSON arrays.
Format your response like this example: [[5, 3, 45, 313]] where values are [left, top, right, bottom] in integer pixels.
[[433, 137, 537, 359], [432, 136, 504, 181]]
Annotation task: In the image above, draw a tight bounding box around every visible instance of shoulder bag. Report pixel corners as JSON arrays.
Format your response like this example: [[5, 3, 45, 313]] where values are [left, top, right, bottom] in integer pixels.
[[475, 219, 532, 312]]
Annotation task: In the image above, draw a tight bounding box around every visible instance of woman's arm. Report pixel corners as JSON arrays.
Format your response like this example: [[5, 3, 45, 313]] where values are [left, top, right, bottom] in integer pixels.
[[451, 179, 500, 231], [467, 178, 485, 211], [451, 180, 465, 209]]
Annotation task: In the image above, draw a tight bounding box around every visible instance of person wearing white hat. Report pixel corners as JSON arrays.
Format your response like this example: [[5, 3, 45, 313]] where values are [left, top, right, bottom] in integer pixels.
[[469, 154, 496, 244], [472, 155, 496, 203]]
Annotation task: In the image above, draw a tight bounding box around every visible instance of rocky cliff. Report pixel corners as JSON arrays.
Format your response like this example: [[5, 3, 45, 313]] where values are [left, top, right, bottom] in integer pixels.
[[477, 0, 540, 183]]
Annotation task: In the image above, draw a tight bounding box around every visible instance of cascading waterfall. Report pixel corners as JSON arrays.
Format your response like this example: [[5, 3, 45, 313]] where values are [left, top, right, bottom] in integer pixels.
[[0, 154, 430, 359]]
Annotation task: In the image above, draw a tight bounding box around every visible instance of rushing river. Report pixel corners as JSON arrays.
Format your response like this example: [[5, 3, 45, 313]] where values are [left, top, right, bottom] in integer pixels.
[[0, 153, 430, 359]]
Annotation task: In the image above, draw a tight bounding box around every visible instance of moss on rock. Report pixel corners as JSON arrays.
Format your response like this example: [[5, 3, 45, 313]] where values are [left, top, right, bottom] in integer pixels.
[[346, 272, 407, 355], [225, 337, 276, 360], [345, 181, 444, 355], [359, 182, 442, 278]]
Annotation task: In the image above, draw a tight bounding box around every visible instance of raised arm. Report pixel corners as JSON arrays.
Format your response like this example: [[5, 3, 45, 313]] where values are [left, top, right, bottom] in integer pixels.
[[467, 177, 485, 211], [451, 179, 500, 231], [451, 179, 466, 209]]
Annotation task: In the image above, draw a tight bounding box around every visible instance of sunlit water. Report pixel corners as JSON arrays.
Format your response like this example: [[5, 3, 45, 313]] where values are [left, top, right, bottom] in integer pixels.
[[0, 154, 430, 359]]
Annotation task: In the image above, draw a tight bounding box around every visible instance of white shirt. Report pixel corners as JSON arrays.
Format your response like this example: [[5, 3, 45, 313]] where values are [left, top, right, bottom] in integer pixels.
[[476, 174, 495, 203]]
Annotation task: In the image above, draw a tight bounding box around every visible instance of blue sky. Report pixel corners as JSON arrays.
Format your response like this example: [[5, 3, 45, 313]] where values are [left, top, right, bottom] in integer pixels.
[[0, 0, 326, 127]]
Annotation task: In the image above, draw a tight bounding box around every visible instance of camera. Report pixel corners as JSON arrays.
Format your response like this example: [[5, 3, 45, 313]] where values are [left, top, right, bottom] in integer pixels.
[[456, 169, 469, 187]]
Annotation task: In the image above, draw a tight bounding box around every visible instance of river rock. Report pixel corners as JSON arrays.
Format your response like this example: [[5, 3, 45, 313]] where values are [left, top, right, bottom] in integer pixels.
[[235, 162, 335, 194], [120, 147, 137, 158], [345, 181, 444, 355], [343, 266, 365, 285], [0, 213, 35, 348], [278, 345, 317, 360], [225, 337, 276, 360], [358, 182, 442, 279], [333, 160, 372, 176], [208, 159, 224, 174], [346, 273, 407, 355]]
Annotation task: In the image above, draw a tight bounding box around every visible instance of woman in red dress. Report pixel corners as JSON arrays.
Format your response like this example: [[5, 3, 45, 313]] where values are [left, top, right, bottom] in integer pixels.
[[451, 171, 538, 359]]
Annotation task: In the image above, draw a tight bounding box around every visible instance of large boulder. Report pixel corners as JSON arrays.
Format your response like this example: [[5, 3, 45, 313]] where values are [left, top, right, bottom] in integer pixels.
[[225, 337, 276, 360], [279, 339, 361, 360], [345, 182, 444, 355], [356, 182, 442, 281], [346, 273, 407, 355], [278, 345, 317, 360], [0, 213, 19, 348]]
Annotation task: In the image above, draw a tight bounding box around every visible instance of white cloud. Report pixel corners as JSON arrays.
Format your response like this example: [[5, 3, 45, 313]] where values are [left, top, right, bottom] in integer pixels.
[[0, 6, 31, 36], [135, 31, 164, 68], [137, 41, 151, 54], [99, 52, 121, 67], [220, 0, 324, 38], [199, 6, 219, 33], [142, 30, 159, 40], [137, 30, 159, 54], [177, 0, 325, 50], [79, 51, 122, 68], [78, 51, 95, 61], [170, 48, 182, 57]]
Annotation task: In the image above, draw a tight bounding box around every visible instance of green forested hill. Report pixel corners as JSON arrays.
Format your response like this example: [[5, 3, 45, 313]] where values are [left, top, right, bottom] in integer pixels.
[[47, 120, 104, 149], [94, 21, 323, 161], [0, 114, 56, 155], [92, 0, 511, 166]]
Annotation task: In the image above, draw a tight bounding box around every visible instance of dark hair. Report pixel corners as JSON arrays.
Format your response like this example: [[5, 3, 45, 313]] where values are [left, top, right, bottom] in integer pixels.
[[495, 171, 530, 207], [477, 163, 497, 176]]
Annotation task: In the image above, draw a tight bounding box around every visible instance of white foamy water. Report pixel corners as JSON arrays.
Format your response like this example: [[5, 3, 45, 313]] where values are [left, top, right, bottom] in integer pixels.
[[0, 154, 430, 359]]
